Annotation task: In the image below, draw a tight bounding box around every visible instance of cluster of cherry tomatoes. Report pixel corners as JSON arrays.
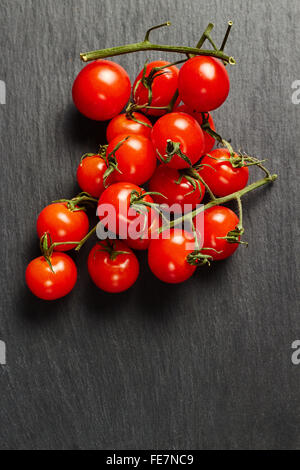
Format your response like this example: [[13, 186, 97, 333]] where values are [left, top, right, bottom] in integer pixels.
[[26, 49, 264, 301]]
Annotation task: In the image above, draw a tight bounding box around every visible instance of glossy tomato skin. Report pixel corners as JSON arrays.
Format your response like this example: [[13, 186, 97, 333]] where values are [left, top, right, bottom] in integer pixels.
[[149, 165, 205, 214], [88, 240, 139, 293], [151, 112, 205, 169], [133, 61, 180, 116], [37, 203, 89, 251], [106, 134, 157, 185], [178, 57, 230, 112], [77, 155, 111, 198], [148, 229, 196, 283], [174, 104, 215, 154], [26, 253, 77, 300], [72, 60, 131, 121], [106, 112, 152, 142], [199, 148, 249, 197], [97, 182, 154, 239], [194, 206, 239, 261]]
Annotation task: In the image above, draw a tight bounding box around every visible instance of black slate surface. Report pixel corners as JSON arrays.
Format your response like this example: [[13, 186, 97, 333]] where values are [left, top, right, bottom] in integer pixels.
[[0, 0, 299, 450]]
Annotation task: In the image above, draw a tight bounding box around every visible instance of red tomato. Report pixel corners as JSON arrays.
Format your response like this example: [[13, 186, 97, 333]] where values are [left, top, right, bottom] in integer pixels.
[[199, 148, 249, 197], [178, 57, 230, 112], [174, 104, 215, 154], [125, 212, 161, 250], [106, 112, 152, 142], [151, 112, 205, 169], [77, 155, 111, 198], [72, 60, 131, 121], [37, 203, 89, 251], [26, 253, 77, 300], [149, 165, 205, 214], [194, 206, 239, 260], [97, 182, 155, 241], [133, 60, 180, 116], [88, 240, 139, 293], [148, 229, 196, 283], [106, 134, 157, 185]]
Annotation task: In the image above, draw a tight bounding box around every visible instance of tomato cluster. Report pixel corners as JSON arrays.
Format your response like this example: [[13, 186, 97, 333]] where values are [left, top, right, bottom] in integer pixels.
[[26, 25, 276, 301]]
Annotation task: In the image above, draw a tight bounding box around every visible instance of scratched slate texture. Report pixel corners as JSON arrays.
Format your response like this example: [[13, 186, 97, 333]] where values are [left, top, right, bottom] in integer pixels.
[[0, 0, 299, 450]]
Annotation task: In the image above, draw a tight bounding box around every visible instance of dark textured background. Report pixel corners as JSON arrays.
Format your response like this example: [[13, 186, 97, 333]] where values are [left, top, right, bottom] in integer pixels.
[[0, 0, 299, 450]]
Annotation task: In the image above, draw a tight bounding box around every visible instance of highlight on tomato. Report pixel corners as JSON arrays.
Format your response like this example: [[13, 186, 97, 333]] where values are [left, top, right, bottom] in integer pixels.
[[133, 60, 180, 116], [199, 148, 249, 197], [178, 56, 230, 112], [87, 240, 139, 293], [151, 112, 205, 169], [72, 60, 131, 121]]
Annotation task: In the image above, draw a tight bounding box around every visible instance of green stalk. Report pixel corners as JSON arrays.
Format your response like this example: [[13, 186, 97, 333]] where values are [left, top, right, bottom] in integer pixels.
[[80, 22, 235, 64], [80, 43, 235, 63], [160, 174, 278, 231]]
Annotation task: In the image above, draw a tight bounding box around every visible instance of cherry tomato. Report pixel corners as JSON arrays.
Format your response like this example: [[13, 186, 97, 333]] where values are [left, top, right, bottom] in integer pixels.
[[26, 253, 77, 300], [77, 155, 112, 198], [149, 165, 205, 214], [125, 212, 161, 250], [88, 240, 139, 293], [133, 60, 180, 116], [106, 112, 152, 142], [98, 182, 155, 240], [72, 60, 131, 121], [199, 148, 249, 197], [194, 206, 239, 260], [148, 229, 196, 283], [174, 104, 215, 154], [37, 203, 89, 251], [106, 134, 157, 185], [178, 57, 230, 112], [151, 112, 205, 169]]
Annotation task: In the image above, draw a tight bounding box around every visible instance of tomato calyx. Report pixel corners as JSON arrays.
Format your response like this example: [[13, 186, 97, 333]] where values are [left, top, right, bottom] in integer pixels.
[[39, 233, 56, 272], [185, 166, 217, 200], [102, 136, 129, 186], [53, 192, 98, 212], [216, 225, 248, 246], [157, 140, 193, 167], [134, 61, 170, 107], [130, 189, 166, 213], [93, 240, 131, 261], [186, 250, 215, 267], [124, 103, 152, 128], [39, 233, 81, 272], [129, 190, 167, 229], [80, 144, 108, 163], [174, 168, 205, 198]]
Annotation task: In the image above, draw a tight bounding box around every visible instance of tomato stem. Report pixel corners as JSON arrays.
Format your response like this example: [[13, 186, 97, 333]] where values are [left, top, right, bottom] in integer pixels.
[[220, 21, 234, 52], [75, 225, 98, 251], [80, 22, 236, 64], [53, 192, 98, 211], [160, 174, 278, 232]]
